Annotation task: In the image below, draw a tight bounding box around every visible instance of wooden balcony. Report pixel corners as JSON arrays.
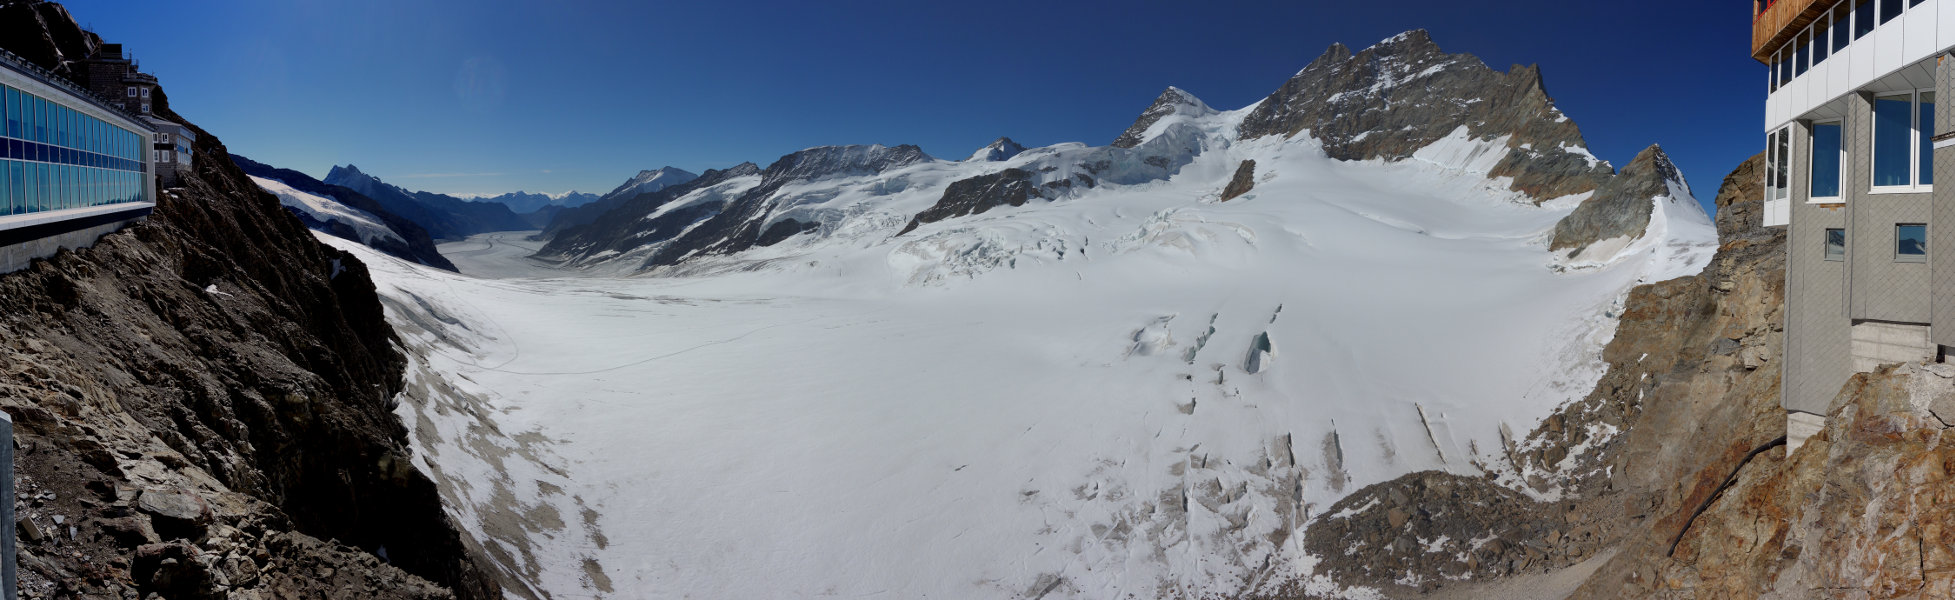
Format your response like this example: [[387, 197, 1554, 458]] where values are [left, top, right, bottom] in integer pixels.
[[1753, 0, 1832, 63]]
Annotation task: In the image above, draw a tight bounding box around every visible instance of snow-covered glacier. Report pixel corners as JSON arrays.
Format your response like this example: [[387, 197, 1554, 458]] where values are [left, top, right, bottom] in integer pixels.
[[318, 32, 1717, 600]]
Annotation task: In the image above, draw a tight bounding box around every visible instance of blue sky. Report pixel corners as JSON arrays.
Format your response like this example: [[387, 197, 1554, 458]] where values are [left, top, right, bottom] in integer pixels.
[[63, 0, 1762, 212]]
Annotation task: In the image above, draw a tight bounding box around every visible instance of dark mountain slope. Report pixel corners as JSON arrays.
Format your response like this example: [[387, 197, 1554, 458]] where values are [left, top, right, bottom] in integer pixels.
[[230, 153, 459, 272], [324, 165, 531, 241], [0, 2, 496, 597]]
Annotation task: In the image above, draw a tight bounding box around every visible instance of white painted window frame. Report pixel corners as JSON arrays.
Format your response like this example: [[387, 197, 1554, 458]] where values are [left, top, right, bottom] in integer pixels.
[[1870, 88, 1934, 194], [1810, 119, 1846, 203]]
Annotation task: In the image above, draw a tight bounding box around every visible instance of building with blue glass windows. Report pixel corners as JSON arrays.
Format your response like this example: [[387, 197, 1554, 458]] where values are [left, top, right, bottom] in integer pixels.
[[0, 46, 154, 273], [1753, 0, 1955, 451]]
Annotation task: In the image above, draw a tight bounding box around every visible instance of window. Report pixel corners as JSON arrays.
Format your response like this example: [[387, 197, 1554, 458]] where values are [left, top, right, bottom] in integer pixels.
[[1832, 2, 1852, 52], [1897, 224, 1927, 262], [1873, 91, 1934, 190], [1856, 0, 1876, 38], [1812, 122, 1843, 200], [139, 88, 149, 99], [125, 87, 136, 98], [1881, 0, 1903, 23], [1795, 34, 1810, 76], [1778, 49, 1793, 88], [1775, 126, 1791, 200], [1825, 228, 1846, 261], [140, 103, 149, 114], [1813, 17, 1829, 65]]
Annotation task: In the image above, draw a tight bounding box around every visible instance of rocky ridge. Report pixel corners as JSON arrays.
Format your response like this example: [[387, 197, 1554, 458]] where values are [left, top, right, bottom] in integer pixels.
[[0, 2, 497, 597]]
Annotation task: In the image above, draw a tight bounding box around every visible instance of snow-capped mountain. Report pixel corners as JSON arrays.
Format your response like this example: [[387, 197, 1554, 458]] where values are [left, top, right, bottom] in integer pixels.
[[601, 166, 699, 202], [324, 165, 532, 241], [472, 189, 601, 214], [230, 153, 458, 271], [967, 136, 1027, 162], [327, 29, 1717, 600]]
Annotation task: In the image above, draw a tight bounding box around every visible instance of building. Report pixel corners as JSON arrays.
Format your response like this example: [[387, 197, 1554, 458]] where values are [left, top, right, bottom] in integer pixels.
[[78, 44, 158, 117], [143, 116, 194, 187], [1756, 0, 1955, 450], [0, 47, 155, 274]]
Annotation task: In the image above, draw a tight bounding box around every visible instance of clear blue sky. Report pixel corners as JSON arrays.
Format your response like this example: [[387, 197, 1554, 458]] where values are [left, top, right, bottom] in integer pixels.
[[62, 0, 1762, 212]]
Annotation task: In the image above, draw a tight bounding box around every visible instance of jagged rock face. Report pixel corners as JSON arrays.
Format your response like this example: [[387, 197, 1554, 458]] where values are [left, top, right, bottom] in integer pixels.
[[324, 165, 530, 241], [642, 145, 933, 266], [898, 168, 1036, 234], [969, 137, 1027, 162], [230, 153, 458, 272], [536, 163, 762, 262], [1238, 30, 1610, 202], [1548, 145, 1686, 255], [1219, 159, 1256, 201], [0, 8, 496, 599], [1111, 87, 1214, 149]]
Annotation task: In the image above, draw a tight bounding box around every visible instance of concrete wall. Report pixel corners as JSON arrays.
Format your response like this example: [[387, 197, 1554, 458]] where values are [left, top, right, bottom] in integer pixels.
[[1846, 92, 1934, 323], [1934, 52, 1955, 345], [1850, 320, 1937, 370], [0, 215, 145, 274], [1785, 117, 1856, 415]]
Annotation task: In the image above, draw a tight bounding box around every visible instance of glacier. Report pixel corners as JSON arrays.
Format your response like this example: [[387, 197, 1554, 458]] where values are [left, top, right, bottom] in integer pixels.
[[318, 87, 1715, 599]]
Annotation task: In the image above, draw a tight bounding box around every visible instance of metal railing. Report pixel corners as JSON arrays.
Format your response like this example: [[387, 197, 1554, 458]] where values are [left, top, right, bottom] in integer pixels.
[[0, 46, 156, 132]]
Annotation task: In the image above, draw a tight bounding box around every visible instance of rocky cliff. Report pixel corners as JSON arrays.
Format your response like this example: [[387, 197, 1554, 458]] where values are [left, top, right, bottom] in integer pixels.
[[229, 154, 459, 272], [0, 2, 496, 598]]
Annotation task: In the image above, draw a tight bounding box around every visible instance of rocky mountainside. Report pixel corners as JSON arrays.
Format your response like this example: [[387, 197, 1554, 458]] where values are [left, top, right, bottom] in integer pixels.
[[1282, 153, 1778, 597], [538, 167, 702, 239], [323, 165, 531, 241], [230, 154, 458, 272], [537, 31, 1688, 277], [0, 2, 496, 598]]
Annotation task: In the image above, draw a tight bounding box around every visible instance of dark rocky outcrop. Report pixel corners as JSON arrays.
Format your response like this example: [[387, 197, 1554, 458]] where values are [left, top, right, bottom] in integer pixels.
[[898, 168, 1038, 235], [1238, 30, 1612, 202], [324, 165, 531, 241], [230, 153, 459, 272], [1112, 87, 1214, 149], [1548, 145, 1688, 257], [1219, 159, 1257, 202], [0, 3, 496, 598]]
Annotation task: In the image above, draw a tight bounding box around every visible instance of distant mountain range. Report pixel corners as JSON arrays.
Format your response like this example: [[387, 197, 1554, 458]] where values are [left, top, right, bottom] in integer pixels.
[[469, 190, 602, 214]]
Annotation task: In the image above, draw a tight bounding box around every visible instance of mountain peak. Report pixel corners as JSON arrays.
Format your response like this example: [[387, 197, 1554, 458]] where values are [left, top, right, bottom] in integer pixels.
[[1111, 87, 1215, 149], [761, 144, 933, 184], [968, 137, 1027, 162], [602, 166, 701, 202]]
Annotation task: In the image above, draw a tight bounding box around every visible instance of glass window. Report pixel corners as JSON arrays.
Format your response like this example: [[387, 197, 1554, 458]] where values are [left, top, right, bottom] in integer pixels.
[[1919, 91, 1935, 186], [10, 161, 21, 214], [1881, 0, 1903, 23], [1813, 19, 1829, 65], [1779, 51, 1793, 88], [0, 159, 9, 215], [1795, 35, 1810, 76], [1777, 127, 1792, 199], [5, 87, 16, 138], [1857, 0, 1876, 37], [1812, 122, 1842, 199], [1911, 0, 1925, 6], [1826, 228, 1846, 261], [1833, 2, 1852, 52], [1875, 93, 1914, 187], [1897, 224, 1927, 261]]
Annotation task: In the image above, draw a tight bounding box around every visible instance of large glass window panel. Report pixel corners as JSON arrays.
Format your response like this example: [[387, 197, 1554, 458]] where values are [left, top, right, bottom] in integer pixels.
[[5, 88, 16, 138], [1812, 122, 1843, 198], [1796, 36, 1810, 76], [1919, 91, 1935, 186], [1833, 3, 1852, 52], [1826, 228, 1847, 261], [1814, 19, 1830, 64], [1898, 224, 1928, 261], [1779, 52, 1793, 88], [1875, 94, 1914, 187], [1881, 0, 1903, 23], [1766, 131, 1779, 199], [0, 160, 10, 215]]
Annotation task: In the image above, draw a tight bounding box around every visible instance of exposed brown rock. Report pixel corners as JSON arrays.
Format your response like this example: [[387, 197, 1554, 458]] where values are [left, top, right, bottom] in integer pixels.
[[1220, 160, 1257, 202]]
